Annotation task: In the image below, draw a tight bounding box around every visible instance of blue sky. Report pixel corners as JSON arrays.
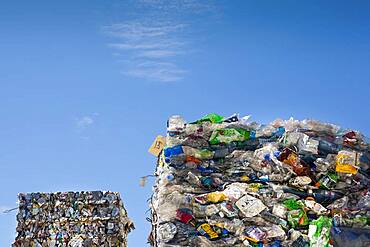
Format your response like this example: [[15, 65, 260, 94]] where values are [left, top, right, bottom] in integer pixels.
[[1, 0, 370, 246]]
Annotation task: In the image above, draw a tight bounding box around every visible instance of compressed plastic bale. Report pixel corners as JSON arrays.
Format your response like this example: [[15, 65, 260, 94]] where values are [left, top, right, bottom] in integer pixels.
[[148, 113, 370, 247], [13, 191, 134, 247]]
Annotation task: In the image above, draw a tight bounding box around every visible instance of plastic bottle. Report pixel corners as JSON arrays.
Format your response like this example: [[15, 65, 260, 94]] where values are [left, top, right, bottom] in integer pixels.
[[182, 146, 214, 159], [260, 211, 288, 229], [167, 115, 186, 131], [278, 148, 314, 180], [186, 172, 200, 186], [310, 189, 344, 205], [282, 187, 344, 205], [159, 171, 175, 186], [164, 145, 184, 158], [158, 222, 177, 243], [258, 174, 286, 183], [318, 140, 340, 155]]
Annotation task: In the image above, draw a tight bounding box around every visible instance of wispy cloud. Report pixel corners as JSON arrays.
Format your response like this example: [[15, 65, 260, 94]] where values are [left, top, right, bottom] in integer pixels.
[[103, 0, 219, 82], [103, 21, 188, 82], [123, 61, 186, 82], [108, 41, 184, 51], [76, 113, 99, 128], [137, 49, 183, 59], [75, 114, 99, 140], [104, 22, 187, 39], [137, 0, 216, 14], [76, 116, 94, 129]]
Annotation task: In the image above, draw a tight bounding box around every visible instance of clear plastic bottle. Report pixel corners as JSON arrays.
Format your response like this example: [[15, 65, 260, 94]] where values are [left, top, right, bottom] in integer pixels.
[[167, 115, 186, 131]]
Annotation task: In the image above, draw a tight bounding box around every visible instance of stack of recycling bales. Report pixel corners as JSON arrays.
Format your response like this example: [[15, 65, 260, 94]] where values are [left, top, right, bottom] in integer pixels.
[[148, 113, 370, 247], [13, 191, 134, 247]]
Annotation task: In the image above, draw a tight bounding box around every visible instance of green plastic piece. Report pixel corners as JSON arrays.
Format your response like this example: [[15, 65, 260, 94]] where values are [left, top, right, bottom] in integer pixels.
[[209, 128, 251, 145], [194, 113, 225, 124], [309, 216, 332, 247], [283, 199, 304, 210], [197, 149, 215, 159], [319, 171, 339, 189], [287, 209, 309, 228]]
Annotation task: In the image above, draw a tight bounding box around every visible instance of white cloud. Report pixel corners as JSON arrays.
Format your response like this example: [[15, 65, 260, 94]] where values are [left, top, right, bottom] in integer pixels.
[[137, 0, 216, 14], [104, 22, 186, 39], [137, 50, 182, 58], [104, 21, 188, 82], [76, 116, 94, 129], [103, 0, 219, 82], [123, 61, 186, 82], [108, 41, 184, 51]]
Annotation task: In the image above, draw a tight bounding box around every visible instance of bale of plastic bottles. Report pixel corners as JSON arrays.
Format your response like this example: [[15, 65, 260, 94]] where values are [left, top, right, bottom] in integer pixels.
[[13, 191, 134, 247], [148, 113, 370, 247]]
